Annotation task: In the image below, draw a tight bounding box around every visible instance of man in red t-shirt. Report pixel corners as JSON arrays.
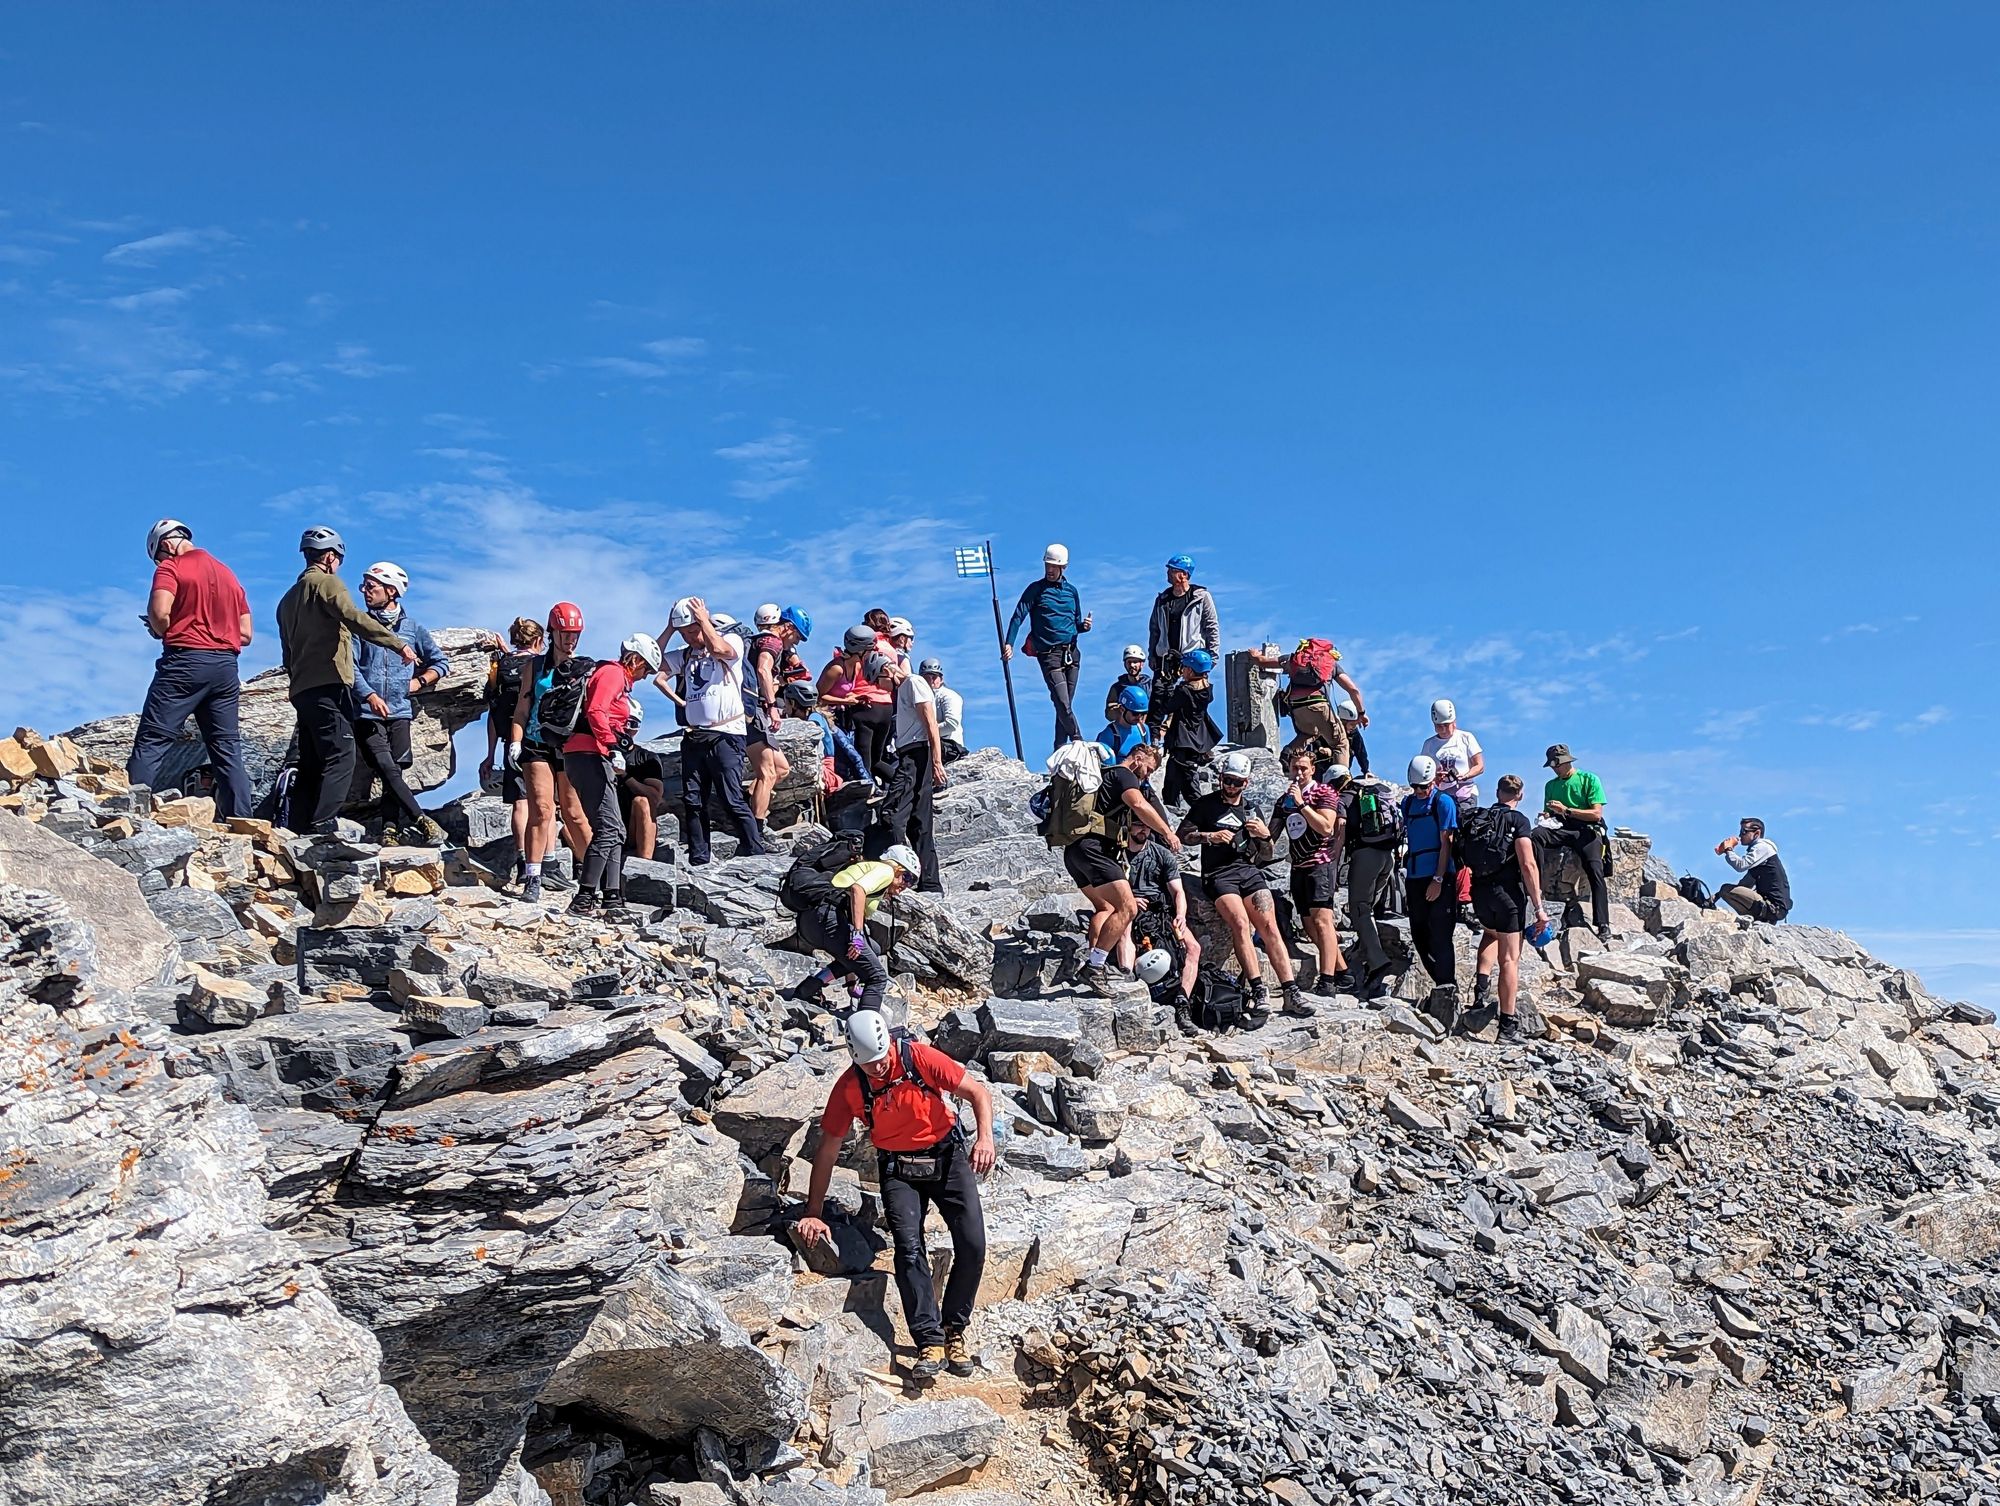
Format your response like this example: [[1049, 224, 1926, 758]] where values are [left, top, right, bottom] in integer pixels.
[[128, 519, 256, 817], [796, 1010, 996, 1386]]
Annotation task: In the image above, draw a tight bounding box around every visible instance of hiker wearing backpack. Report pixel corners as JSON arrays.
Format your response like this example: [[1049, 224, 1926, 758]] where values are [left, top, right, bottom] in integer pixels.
[[867, 654, 947, 893], [1115, 823, 1203, 1028], [1271, 745, 1353, 997], [507, 601, 591, 904], [1714, 818, 1793, 922], [796, 1010, 996, 1387], [346, 562, 452, 847], [1336, 699, 1371, 776], [559, 634, 662, 921], [1149, 648, 1222, 809], [1096, 684, 1153, 760], [745, 603, 812, 825], [1461, 775, 1548, 1043], [1250, 638, 1366, 766], [1531, 743, 1612, 944], [276, 526, 417, 837], [1001, 544, 1092, 748], [819, 624, 897, 782], [481, 617, 544, 881], [1052, 740, 1183, 999], [1340, 771, 1405, 1001], [1146, 554, 1220, 683], [1421, 699, 1484, 910], [1400, 754, 1461, 1001], [660, 596, 768, 864], [783, 840, 920, 1012], [130, 519, 255, 820], [1102, 644, 1153, 723], [1179, 749, 1310, 1020], [919, 659, 967, 763]]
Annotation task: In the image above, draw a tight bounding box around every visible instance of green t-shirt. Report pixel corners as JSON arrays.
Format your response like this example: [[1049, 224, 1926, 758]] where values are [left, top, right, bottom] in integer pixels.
[[1544, 769, 1606, 818]]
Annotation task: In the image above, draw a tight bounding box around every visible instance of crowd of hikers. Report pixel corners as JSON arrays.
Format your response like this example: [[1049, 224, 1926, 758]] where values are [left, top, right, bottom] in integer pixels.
[[130, 518, 1801, 1387]]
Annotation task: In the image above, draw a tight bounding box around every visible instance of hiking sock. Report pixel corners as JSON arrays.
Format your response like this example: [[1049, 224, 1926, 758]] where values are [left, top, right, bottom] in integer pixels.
[[524, 862, 542, 878], [1087, 947, 1109, 968]]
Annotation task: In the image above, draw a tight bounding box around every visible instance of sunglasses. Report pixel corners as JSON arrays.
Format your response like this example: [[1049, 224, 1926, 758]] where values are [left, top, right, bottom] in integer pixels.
[[1219, 776, 1247, 789]]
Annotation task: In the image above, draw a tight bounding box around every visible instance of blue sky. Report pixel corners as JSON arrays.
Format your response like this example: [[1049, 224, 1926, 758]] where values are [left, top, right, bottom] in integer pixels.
[[2, 5, 1995, 1000]]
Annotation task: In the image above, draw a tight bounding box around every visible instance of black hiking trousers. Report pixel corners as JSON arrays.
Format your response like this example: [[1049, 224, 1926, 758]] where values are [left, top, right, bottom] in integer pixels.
[[1407, 881, 1459, 989], [870, 743, 942, 892], [882, 1139, 986, 1348], [290, 684, 358, 834], [1533, 821, 1610, 931], [795, 901, 890, 1012]]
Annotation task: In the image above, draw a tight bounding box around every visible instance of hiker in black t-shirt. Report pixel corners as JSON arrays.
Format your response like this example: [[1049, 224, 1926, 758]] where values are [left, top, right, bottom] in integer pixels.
[[1149, 649, 1221, 809], [1115, 821, 1203, 1007], [1177, 750, 1309, 1021], [618, 729, 666, 862], [1467, 775, 1548, 1044]]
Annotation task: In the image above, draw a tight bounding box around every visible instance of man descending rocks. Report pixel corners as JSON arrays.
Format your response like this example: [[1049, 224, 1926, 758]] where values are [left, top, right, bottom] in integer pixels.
[[276, 526, 415, 836], [1532, 742, 1612, 944], [347, 561, 451, 846], [1180, 749, 1308, 1021], [918, 658, 967, 763], [867, 654, 946, 894], [784, 841, 920, 1014], [1459, 774, 1548, 1044], [1002, 543, 1092, 748], [660, 595, 767, 864], [1103, 643, 1153, 723], [1055, 741, 1183, 999], [1715, 817, 1793, 921], [1148, 648, 1222, 810], [1271, 744, 1352, 996], [129, 518, 255, 818], [796, 1011, 997, 1386], [1250, 637, 1367, 767], [1400, 754, 1461, 1008], [562, 634, 662, 921]]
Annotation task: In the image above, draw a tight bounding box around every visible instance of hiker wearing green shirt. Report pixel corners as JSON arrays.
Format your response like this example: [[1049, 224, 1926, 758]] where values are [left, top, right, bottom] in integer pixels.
[[1531, 742, 1612, 944]]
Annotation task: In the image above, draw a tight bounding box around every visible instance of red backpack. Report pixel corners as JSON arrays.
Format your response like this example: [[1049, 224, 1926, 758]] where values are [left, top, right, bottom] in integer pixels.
[[1286, 637, 1337, 689]]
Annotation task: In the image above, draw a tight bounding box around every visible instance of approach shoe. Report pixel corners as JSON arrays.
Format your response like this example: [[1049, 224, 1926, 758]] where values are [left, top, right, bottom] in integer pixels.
[[944, 1329, 976, 1377], [1079, 963, 1117, 999], [599, 893, 633, 926], [1280, 982, 1314, 1018], [790, 975, 829, 1007], [909, 1344, 947, 1386], [521, 874, 544, 905], [567, 888, 599, 917]]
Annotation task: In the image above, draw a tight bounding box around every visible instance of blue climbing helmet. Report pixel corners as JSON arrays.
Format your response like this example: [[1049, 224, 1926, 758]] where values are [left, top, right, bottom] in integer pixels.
[[1180, 647, 1216, 676], [1165, 553, 1194, 575], [1528, 914, 1559, 950], [780, 605, 811, 641], [1117, 684, 1150, 715]]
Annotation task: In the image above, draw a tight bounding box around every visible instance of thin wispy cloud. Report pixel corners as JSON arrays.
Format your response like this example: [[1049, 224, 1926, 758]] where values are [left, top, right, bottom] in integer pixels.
[[582, 355, 674, 379], [325, 342, 406, 378], [1800, 710, 1882, 733], [1697, 706, 1765, 740], [103, 286, 190, 312], [577, 336, 708, 381], [102, 225, 233, 264], [715, 424, 813, 500], [1900, 705, 1951, 732]]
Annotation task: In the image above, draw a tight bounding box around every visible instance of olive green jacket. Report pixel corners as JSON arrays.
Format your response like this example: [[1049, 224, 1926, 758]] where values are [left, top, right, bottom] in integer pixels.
[[276, 568, 407, 695]]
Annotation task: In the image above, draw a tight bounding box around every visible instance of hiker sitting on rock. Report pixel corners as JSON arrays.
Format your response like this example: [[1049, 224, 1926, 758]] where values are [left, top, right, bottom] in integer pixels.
[[796, 1010, 996, 1387], [1714, 818, 1792, 922], [1054, 740, 1182, 998], [1116, 821, 1203, 1027]]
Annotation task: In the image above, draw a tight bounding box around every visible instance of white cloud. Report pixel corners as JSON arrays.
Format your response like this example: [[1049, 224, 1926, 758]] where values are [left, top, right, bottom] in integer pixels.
[[642, 336, 707, 364], [325, 343, 406, 378], [1696, 706, 1765, 740], [102, 287, 189, 312], [102, 225, 233, 264], [1900, 705, 1951, 732], [0, 586, 167, 734], [715, 425, 813, 501], [581, 355, 671, 379], [1800, 710, 1882, 733]]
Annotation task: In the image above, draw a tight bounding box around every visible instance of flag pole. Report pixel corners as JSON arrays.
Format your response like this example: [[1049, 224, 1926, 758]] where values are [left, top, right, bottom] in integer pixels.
[[986, 539, 1025, 762]]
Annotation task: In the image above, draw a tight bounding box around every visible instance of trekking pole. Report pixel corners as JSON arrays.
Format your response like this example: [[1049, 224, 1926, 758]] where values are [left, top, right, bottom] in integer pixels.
[[985, 540, 1026, 762]]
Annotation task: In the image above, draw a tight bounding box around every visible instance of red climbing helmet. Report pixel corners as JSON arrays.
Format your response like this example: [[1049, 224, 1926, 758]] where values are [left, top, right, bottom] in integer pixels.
[[547, 601, 585, 634]]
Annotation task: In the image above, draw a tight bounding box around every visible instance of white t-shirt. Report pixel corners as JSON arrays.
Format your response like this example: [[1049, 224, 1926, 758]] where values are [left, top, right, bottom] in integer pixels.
[[663, 643, 747, 735], [933, 684, 964, 746], [894, 672, 936, 751], [1421, 729, 1482, 805]]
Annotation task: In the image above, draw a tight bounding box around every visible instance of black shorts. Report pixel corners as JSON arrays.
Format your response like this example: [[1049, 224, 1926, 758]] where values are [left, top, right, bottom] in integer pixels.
[[1064, 835, 1128, 891], [746, 715, 773, 749], [501, 765, 524, 805], [1471, 874, 1531, 934], [1201, 866, 1269, 903], [518, 739, 563, 769], [1288, 861, 1341, 914]]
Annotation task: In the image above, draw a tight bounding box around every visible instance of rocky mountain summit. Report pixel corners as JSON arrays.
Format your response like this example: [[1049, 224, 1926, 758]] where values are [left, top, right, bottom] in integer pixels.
[[3, 690, 1999, 1506]]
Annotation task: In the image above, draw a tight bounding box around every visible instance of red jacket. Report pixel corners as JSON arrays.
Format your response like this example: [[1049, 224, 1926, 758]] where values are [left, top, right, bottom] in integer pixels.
[[565, 662, 634, 755]]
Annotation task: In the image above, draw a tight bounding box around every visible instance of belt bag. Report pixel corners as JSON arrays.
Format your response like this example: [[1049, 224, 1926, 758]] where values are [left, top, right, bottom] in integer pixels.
[[884, 1127, 964, 1182]]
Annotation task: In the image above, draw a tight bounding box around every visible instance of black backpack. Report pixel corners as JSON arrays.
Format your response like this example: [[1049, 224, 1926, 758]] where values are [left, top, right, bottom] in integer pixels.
[[489, 650, 529, 713], [535, 655, 600, 738], [780, 831, 867, 914], [1454, 804, 1516, 879], [1189, 968, 1247, 1032], [1349, 781, 1405, 848], [1676, 874, 1714, 908]]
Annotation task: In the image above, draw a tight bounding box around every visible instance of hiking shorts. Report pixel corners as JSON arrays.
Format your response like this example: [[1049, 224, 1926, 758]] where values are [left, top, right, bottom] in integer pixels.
[[1202, 866, 1269, 904], [517, 738, 563, 770], [1471, 873, 1531, 934], [1288, 860, 1341, 914], [1064, 834, 1127, 891]]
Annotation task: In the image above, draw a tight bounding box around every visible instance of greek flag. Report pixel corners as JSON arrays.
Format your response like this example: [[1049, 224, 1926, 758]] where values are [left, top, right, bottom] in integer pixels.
[[953, 544, 992, 578]]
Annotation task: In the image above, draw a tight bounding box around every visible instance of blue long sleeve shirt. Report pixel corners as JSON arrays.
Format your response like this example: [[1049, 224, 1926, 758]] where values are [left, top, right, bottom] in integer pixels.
[[1005, 576, 1088, 651]]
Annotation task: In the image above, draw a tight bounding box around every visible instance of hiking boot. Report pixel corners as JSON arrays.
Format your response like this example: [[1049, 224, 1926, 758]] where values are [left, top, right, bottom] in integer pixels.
[[542, 867, 575, 893], [1173, 1001, 1197, 1036], [1596, 925, 1614, 947], [568, 888, 599, 916], [378, 824, 403, 848], [944, 1329, 975, 1377], [1079, 963, 1117, 999], [1497, 1013, 1525, 1045], [791, 975, 828, 1007], [599, 892, 633, 925], [1473, 975, 1496, 1012], [411, 815, 449, 848], [1248, 974, 1270, 1007], [1280, 982, 1313, 1018], [521, 874, 544, 905], [909, 1344, 947, 1386]]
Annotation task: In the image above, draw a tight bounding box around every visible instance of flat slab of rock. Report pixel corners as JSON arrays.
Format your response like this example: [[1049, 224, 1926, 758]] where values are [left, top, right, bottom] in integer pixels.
[[864, 1396, 1006, 1500], [0, 810, 177, 993]]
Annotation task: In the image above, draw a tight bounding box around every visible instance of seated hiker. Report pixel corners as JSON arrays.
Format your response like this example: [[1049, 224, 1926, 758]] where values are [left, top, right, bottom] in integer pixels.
[[1115, 824, 1203, 1022], [1714, 818, 1792, 922], [918, 658, 967, 763], [1179, 749, 1309, 1022], [1458, 774, 1549, 1044], [1054, 740, 1183, 998], [1096, 683, 1154, 759], [1270, 744, 1352, 996], [1148, 648, 1221, 809], [796, 1010, 996, 1388], [614, 697, 665, 861], [1530, 742, 1612, 944], [782, 840, 921, 1013]]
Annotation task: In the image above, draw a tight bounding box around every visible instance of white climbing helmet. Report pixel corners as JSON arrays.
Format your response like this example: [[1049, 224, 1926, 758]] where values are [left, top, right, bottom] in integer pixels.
[[362, 561, 410, 597], [621, 632, 664, 672], [1407, 754, 1438, 786], [1137, 949, 1174, 986], [624, 695, 645, 731], [146, 518, 191, 560], [880, 844, 920, 874], [1044, 543, 1069, 566], [754, 602, 782, 628], [1430, 698, 1456, 726], [1335, 699, 1359, 722], [1219, 750, 1253, 781], [845, 1009, 892, 1066]]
